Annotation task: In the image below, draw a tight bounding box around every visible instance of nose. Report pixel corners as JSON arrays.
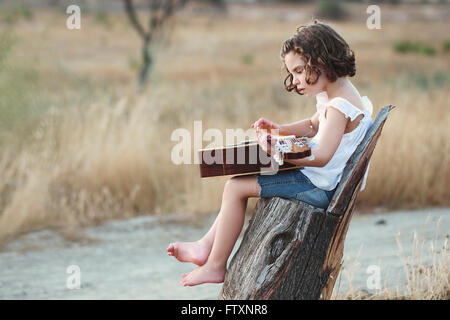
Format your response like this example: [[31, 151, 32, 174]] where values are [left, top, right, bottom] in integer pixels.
[[292, 75, 300, 86]]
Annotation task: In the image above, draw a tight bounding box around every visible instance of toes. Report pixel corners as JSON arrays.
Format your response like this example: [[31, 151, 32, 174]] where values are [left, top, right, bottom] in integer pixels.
[[181, 270, 194, 286], [172, 243, 178, 257], [181, 278, 189, 286], [167, 243, 178, 257], [182, 280, 190, 287]]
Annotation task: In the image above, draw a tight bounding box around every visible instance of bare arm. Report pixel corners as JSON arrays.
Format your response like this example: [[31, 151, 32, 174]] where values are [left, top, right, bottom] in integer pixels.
[[282, 107, 347, 168], [279, 111, 319, 138]]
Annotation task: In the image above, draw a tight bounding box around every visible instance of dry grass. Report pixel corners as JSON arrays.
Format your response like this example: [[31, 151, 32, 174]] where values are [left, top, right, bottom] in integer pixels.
[[333, 217, 449, 300], [0, 5, 449, 242]]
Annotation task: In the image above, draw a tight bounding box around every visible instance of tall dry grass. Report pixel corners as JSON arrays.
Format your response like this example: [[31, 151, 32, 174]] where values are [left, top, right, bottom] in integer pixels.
[[0, 7, 449, 242], [333, 217, 449, 300]]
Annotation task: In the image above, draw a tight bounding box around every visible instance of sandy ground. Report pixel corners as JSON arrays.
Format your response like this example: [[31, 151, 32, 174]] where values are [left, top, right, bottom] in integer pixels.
[[0, 207, 448, 300]]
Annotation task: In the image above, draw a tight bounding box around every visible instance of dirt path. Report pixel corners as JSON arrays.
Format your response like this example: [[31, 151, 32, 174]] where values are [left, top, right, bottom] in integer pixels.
[[0, 207, 448, 299]]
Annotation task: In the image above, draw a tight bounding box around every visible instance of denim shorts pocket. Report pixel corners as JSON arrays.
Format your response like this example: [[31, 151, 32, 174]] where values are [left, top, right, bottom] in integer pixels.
[[295, 187, 331, 209]]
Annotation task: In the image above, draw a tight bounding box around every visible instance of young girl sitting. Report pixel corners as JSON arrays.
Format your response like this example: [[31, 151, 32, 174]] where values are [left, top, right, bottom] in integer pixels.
[[167, 21, 373, 287]]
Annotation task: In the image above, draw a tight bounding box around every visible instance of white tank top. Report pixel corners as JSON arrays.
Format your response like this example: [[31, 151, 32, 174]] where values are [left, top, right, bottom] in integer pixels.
[[301, 91, 374, 191]]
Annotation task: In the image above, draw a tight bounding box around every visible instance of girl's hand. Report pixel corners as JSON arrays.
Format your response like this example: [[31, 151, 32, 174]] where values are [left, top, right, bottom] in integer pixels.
[[257, 132, 275, 156], [251, 118, 281, 134]]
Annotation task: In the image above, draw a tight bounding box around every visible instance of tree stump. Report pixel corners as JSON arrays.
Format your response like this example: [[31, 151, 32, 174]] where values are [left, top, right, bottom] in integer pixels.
[[219, 105, 395, 300]]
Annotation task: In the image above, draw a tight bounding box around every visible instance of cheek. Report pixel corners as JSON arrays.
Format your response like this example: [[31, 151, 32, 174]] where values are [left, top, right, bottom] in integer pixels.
[[304, 80, 324, 97], [297, 73, 307, 86], [302, 73, 308, 83], [308, 75, 327, 91]]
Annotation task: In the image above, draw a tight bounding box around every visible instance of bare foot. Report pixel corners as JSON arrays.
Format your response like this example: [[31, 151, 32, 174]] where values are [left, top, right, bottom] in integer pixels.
[[180, 264, 226, 287], [166, 241, 211, 266]]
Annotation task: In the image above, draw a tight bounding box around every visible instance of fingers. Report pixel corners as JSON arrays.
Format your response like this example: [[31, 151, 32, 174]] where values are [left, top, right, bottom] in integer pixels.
[[252, 118, 271, 130], [251, 118, 280, 135], [257, 132, 272, 153]]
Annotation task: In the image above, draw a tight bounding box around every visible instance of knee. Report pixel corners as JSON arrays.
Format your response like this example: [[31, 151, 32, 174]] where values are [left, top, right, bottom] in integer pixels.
[[223, 177, 244, 200], [223, 177, 236, 195]]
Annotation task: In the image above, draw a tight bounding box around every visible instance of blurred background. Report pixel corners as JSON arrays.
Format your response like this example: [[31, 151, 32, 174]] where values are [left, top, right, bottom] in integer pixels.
[[0, 0, 448, 299]]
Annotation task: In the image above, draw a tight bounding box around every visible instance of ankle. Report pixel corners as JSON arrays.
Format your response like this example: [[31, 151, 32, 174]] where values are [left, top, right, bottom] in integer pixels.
[[197, 238, 212, 249], [204, 260, 227, 272]]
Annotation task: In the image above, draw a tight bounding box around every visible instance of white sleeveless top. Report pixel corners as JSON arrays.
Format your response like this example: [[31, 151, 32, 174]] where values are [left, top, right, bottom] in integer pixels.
[[301, 91, 374, 191]]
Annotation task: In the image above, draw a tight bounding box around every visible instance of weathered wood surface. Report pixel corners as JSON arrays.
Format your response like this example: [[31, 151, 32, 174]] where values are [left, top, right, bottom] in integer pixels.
[[219, 105, 395, 300], [219, 198, 339, 300]]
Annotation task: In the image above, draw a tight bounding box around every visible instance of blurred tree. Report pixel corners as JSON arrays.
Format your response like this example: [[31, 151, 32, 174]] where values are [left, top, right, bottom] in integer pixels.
[[315, 0, 347, 21], [204, 0, 227, 12], [123, 0, 188, 91], [280, 0, 312, 2], [193, 0, 228, 15]]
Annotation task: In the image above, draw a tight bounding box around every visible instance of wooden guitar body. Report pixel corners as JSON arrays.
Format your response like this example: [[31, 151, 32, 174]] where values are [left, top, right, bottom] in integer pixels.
[[198, 136, 311, 178]]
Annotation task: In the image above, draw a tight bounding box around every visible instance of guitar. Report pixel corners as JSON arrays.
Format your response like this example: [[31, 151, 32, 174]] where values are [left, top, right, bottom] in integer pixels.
[[198, 135, 311, 178]]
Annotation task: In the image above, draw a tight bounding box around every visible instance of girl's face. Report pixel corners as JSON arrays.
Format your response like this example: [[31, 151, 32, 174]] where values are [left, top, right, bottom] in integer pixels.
[[284, 51, 329, 98]]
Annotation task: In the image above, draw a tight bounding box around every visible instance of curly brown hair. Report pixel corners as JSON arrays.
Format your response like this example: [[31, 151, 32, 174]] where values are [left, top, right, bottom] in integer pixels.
[[280, 21, 356, 95]]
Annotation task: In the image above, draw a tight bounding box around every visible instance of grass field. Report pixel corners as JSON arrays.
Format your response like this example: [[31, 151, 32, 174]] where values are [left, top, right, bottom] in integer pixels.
[[0, 2, 449, 242]]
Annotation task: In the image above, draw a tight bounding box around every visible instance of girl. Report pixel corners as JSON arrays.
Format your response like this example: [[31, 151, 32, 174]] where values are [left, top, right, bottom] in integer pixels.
[[167, 21, 373, 287]]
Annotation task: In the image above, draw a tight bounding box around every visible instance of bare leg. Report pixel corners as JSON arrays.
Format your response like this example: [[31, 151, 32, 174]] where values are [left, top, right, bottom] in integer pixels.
[[167, 176, 258, 266], [181, 176, 260, 286]]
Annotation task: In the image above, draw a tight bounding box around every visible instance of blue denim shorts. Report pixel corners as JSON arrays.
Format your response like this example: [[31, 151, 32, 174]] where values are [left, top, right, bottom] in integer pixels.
[[256, 169, 335, 209]]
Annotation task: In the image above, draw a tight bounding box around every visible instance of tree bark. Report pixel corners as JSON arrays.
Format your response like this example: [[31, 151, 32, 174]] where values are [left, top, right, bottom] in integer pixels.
[[219, 198, 339, 300]]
